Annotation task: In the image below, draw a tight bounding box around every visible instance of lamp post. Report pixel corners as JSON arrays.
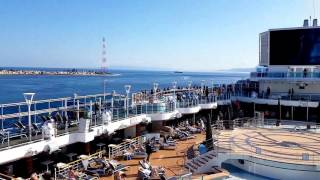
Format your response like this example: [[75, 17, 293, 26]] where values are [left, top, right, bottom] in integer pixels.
[[111, 90, 116, 117], [124, 85, 131, 117], [153, 83, 159, 101], [23, 93, 35, 141], [172, 81, 177, 109], [74, 93, 80, 121]]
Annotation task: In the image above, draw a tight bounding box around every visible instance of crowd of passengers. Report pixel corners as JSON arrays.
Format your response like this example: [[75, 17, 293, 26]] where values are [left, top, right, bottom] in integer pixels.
[[133, 84, 235, 104]]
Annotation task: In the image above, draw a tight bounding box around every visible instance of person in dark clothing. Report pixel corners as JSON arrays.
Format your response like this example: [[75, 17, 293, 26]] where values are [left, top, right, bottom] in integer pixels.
[[266, 87, 271, 98], [145, 141, 153, 161], [303, 68, 307, 78], [205, 87, 209, 97]]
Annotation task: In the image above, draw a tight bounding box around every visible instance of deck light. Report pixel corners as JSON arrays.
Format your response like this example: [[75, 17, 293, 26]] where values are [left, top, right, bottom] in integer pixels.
[[23, 93, 35, 141], [153, 83, 159, 101], [124, 85, 131, 117], [172, 81, 177, 108]]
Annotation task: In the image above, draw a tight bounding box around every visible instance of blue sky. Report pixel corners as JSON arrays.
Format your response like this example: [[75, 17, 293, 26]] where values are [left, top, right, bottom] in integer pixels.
[[0, 0, 318, 71]]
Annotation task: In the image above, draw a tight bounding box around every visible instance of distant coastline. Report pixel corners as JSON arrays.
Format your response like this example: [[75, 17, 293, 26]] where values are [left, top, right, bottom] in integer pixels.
[[0, 68, 113, 76]]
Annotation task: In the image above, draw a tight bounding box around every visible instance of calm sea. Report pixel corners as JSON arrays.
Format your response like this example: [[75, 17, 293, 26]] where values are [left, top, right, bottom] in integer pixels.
[[0, 69, 249, 104]]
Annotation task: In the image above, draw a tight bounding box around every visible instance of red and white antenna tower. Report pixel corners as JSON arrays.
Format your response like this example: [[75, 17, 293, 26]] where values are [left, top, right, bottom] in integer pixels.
[[101, 37, 107, 74]]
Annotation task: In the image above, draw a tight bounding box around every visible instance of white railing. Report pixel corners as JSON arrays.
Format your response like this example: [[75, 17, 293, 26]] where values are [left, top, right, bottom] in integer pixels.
[[54, 150, 104, 180], [108, 136, 144, 159]]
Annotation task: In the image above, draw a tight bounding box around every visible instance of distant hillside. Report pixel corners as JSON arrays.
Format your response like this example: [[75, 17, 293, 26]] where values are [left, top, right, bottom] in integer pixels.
[[217, 67, 255, 73]]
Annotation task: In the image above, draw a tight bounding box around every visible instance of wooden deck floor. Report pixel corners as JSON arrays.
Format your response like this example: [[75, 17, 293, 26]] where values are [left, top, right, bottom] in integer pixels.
[[217, 128, 320, 165], [101, 133, 228, 180]]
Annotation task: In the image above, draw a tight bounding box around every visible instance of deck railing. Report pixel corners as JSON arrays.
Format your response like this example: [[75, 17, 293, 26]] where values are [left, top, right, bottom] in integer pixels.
[[108, 136, 144, 159], [0, 88, 230, 151], [232, 91, 320, 102], [54, 150, 105, 180], [251, 71, 320, 79], [0, 172, 15, 180]]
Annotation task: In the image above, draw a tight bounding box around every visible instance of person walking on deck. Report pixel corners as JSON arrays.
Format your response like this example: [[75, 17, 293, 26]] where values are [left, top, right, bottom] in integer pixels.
[[145, 140, 153, 161]]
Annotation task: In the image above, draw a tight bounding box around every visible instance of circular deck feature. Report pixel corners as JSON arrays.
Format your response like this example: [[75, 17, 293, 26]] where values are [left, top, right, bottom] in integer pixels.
[[217, 128, 320, 165]]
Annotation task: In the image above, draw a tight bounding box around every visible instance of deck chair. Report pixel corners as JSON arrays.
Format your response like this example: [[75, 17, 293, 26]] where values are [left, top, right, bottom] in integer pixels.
[[14, 121, 28, 135], [55, 113, 66, 129], [108, 160, 128, 174], [186, 126, 201, 134], [139, 160, 152, 170], [40, 115, 51, 122], [129, 144, 148, 159], [138, 167, 151, 180], [40, 115, 48, 122], [0, 129, 28, 144], [63, 114, 78, 127], [85, 159, 111, 177], [32, 123, 42, 136], [160, 143, 176, 150], [15, 121, 26, 130], [159, 174, 178, 180]]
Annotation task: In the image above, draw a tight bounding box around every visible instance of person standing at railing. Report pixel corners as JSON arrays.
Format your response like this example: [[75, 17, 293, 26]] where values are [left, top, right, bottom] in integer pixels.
[[303, 68, 308, 78], [205, 87, 209, 100], [288, 89, 292, 99], [266, 87, 271, 98]]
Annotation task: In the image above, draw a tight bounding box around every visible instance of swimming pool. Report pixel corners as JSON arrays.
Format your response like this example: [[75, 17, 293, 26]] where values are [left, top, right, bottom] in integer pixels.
[[222, 163, 278, 180]]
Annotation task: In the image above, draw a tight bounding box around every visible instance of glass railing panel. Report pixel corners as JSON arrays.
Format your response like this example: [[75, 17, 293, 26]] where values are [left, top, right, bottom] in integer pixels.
[[251, 71, 320, 79]]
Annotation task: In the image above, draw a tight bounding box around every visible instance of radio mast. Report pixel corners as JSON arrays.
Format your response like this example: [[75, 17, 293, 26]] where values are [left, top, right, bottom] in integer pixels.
[[101, 37, 107, 74]]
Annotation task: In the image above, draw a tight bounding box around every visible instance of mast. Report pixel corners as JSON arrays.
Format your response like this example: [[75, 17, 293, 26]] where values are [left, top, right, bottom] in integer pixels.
[[101, 37, 107, 74]]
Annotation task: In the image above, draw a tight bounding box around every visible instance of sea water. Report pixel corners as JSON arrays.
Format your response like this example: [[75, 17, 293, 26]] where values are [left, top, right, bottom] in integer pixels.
[[0, 69, 248, 103]]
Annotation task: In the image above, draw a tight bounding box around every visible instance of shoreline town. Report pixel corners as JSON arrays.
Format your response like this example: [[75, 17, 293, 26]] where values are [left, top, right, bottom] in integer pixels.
[[0, 69, 110, 76]]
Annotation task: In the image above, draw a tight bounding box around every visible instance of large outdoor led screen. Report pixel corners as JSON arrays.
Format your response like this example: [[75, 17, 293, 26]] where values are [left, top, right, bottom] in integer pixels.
[[269, 28, 320, 65]]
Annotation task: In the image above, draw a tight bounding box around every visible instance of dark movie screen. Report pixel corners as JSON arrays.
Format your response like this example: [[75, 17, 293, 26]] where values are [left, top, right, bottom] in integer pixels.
[[269, 28, 320, 65]]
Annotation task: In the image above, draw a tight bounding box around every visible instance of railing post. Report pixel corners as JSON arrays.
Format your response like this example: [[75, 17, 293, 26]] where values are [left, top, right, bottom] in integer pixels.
[[77, 100, 80, 122], [7, 131, 10, 147], [99, 97, 102, 116], [1, 105, 3, 130]]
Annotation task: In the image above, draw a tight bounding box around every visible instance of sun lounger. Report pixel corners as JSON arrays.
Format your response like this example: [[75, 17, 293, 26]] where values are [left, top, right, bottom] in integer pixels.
[[160, 143, 176, 150], [85, 158, 112, 176], [32, 123, 42, 136], [0, 129, 27, 144], [62, 114, 78, 127], [139, 160, 152, 170], [138, 167, 151, 180], [109, 160, 128, 174], [14, 121, 26, 131]]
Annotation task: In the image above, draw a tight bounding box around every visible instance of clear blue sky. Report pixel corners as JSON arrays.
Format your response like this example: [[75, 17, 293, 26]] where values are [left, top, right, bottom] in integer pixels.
[[0, 0, 318, 71]]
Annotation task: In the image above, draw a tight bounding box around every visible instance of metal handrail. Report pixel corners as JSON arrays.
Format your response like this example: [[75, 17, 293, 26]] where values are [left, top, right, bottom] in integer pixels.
[[54, 150, 105, 180], [108, 136, 144, 159]]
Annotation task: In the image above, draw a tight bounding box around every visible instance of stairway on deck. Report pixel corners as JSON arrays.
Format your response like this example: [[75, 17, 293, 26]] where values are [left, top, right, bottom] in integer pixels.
[[185, 150, 219, 174]]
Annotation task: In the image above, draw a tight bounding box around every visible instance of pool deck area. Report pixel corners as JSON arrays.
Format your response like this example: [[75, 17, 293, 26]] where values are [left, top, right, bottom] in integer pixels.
[[217, 127, 320, 165], [102, 133, 229, 180]]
